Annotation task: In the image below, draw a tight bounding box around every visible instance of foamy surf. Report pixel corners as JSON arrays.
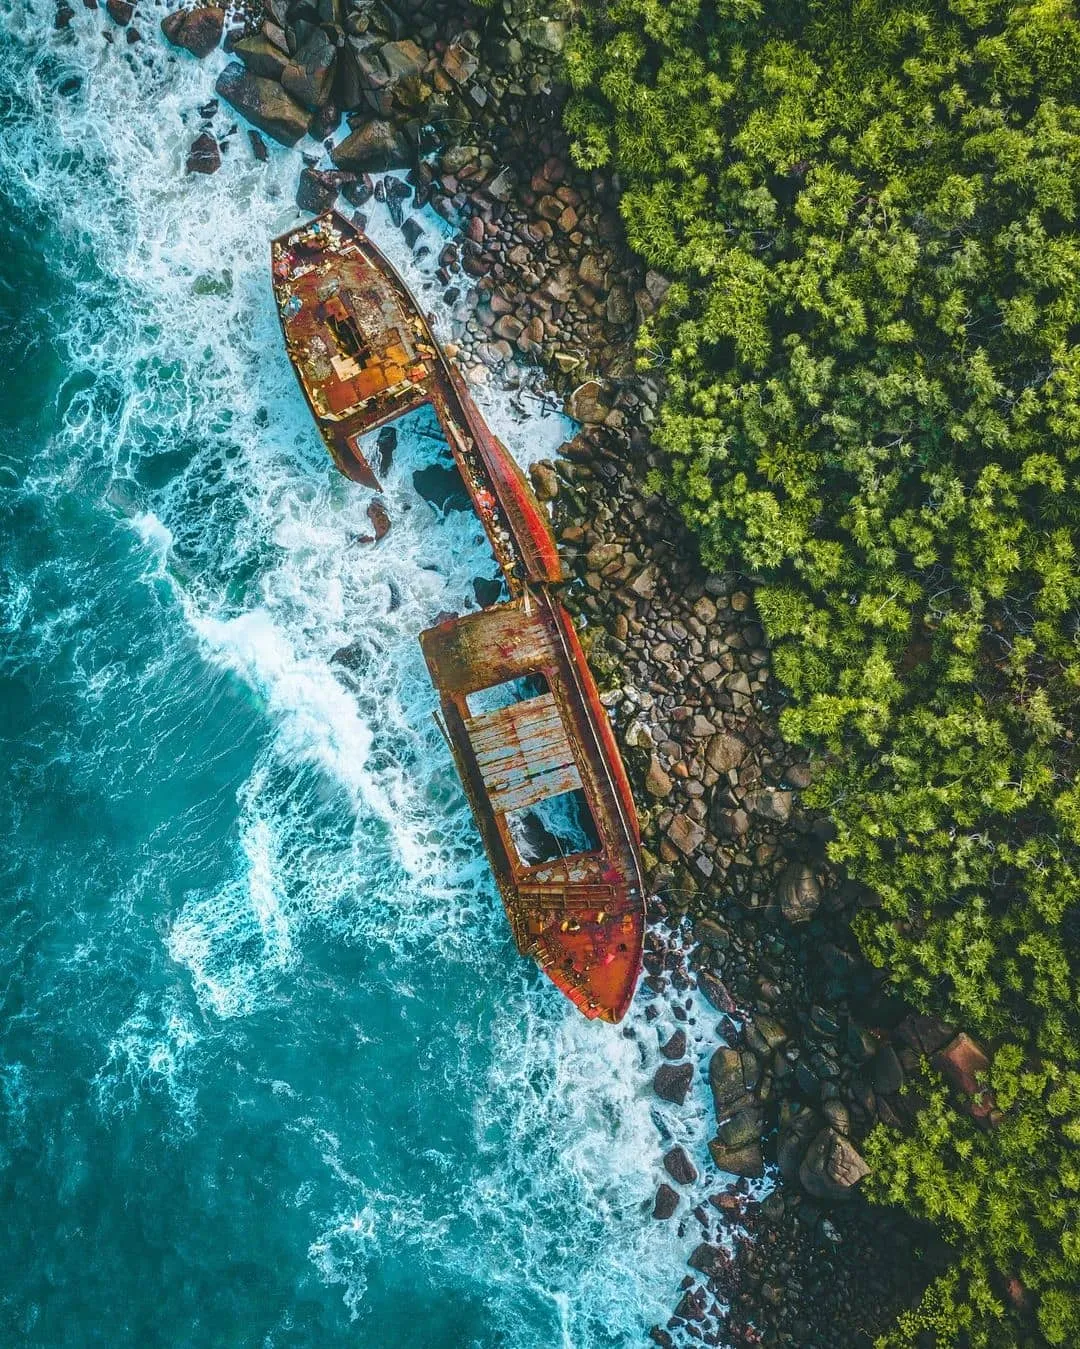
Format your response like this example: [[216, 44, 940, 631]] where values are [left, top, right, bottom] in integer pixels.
[[0, 5, 736, 1345]]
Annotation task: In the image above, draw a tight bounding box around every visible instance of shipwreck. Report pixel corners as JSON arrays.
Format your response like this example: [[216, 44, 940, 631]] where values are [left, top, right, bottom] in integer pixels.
[[271, 210, 644, 1022]]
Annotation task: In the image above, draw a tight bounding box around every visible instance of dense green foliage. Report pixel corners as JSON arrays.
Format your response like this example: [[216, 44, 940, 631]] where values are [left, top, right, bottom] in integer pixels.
[[566, 1, 1080, 1342]]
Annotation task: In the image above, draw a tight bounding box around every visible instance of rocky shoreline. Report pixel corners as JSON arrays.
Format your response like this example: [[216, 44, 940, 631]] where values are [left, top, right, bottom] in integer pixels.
[[60, 0, 968, 1340]]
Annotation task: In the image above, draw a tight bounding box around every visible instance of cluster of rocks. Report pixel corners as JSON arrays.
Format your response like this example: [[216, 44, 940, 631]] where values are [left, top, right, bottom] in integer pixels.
[[207, 0, 572, 151], [420, 134, 647, 382], [658, 1185, 947, 1349]]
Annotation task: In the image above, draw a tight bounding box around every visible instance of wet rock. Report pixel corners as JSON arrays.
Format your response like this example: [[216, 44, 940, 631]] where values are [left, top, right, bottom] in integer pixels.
[[566, 379, 608, 425], [296, 166, 350, 213], [666, 814, 704, 857], [55, 1, 75, 27], [401, 216, 424, 250], [161, 5, 222, 57], [745, 1013, 787, 1053], [704, 732, 746, 774], [282, 30, 337, 112], [715, 1106, 761, 1149], [660, 1029, 687, 1061], [375, 426, 396, 476], [708, 1137, 764, 1178], [473, 576, 502, 608], [688, 1243, 726, 1279], [215, 62, 311, 146], [654, 1061, 694, 1105], [248, 129, 269, 162], [653, 1183, 679, 1219], [663, 1145, 698, 1186], [365, 500, 390, 543], [674, 1286, 708, 1322], [185, 131, 221, 174], [332, 119, 410, 171], [872, 1044, 905, 1096], [778, 861, 821, 923], [799, 1127, 870, 1200], [342, 173, 374, 207], [529, 461, 559, 502], [105, 0, 132, 22], [709, 1047, 749, 1116], [697, 972, 737, 1015]]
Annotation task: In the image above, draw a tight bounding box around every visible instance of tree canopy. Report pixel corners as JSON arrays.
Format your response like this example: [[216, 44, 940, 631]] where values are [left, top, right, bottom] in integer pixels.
[[568, 1, 1080, 1342]]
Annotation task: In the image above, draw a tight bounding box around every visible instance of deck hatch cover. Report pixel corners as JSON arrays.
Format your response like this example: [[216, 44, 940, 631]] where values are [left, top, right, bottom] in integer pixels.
[[468, 692, 582, 815]]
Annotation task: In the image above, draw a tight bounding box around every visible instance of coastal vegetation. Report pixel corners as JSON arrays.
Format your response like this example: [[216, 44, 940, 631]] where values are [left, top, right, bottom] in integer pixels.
[[566, 0, 1080, 1343]]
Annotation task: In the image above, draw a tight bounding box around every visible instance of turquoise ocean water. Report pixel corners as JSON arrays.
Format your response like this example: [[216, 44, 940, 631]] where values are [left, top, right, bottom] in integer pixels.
[[0, 5, 719, 1346]]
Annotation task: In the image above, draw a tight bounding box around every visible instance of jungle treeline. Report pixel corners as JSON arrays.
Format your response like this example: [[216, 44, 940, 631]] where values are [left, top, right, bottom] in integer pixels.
[[566, 1, 1080, 1343]]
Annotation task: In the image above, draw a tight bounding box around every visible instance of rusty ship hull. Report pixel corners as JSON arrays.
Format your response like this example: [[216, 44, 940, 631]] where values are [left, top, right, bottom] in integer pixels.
[[271, 209, 644, 1022]]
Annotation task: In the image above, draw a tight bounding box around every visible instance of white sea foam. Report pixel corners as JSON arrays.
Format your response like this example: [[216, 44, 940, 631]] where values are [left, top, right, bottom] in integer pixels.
[[92, 995, 201, 1127], [0, 5, 732, 1340]]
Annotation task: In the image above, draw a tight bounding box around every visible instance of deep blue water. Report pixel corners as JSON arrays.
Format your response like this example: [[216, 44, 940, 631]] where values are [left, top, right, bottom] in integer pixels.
[[0, 6, 718, 1346]]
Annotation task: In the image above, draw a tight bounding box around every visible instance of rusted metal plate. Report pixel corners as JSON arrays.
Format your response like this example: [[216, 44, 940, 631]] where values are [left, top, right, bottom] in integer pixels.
[[470, 693, 583, 815], [421, 603, 557, 693]]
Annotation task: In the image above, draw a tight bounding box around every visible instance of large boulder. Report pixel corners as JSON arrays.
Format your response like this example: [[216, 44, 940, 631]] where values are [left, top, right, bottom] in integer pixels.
[[715, 1106, 761, 1151], [663, 1145, 698, 1186], [778, 861, 821, 923], [653, 1061, 693, 1106], [185, 131, 220, 174], [708, 1137, 764, 1178], [160, 5, 223, 58], [379, 38, 426, 83], [282, 30, 337, 111], [229, 33, 289, 81], [799, 1127, 870, 1201], [652, 1183, 679, 1219], [215, 63, 311, 147], [331, 119, 409, 172], [777, 1106, 822, 1181], [336, 40, 393, 114], [709, 1047, 751, 1118]]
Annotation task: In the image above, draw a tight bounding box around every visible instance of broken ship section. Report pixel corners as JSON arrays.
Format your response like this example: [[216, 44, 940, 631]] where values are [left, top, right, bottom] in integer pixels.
[[271, 210, 644, 1022]]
